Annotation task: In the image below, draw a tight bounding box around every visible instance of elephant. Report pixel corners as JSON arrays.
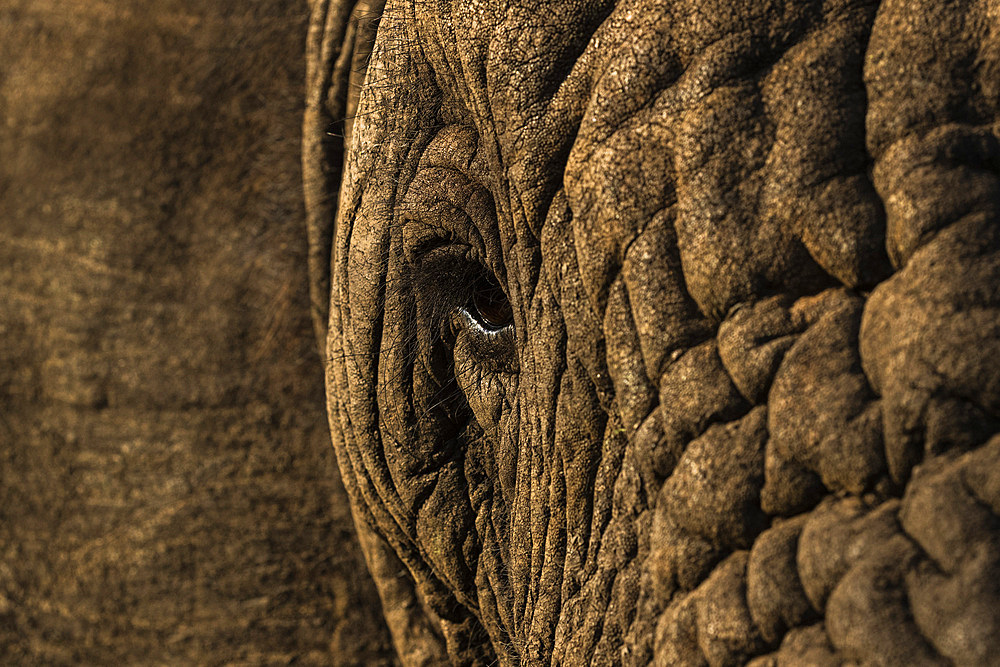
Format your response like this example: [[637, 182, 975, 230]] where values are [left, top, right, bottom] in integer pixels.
[[305, 0, 1000, 664]]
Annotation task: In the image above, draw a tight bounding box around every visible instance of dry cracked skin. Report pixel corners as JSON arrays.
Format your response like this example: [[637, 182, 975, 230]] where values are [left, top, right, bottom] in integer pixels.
[[305, 0, 1000, 664]]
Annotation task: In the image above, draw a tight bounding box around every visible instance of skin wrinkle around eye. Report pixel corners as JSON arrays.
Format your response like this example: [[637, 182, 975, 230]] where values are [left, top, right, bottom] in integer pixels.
[[394, 121, 520, 459], [400, 125, 516, 337], [401, 170, 502, 275], [392, 118, 529, 657]]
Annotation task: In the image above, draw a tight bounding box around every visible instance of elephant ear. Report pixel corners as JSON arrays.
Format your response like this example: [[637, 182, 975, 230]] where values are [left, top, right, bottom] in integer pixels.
[[302, 0, 381, 353]]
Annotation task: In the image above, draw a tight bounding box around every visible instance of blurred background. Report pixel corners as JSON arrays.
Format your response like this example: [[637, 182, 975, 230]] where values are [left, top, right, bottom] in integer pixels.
[[0, 1, 393, 663]]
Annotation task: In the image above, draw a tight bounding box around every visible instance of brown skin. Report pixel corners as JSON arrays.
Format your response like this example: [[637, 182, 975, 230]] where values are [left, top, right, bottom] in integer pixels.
[[0, 1, 392, 664], [310, 0, 1000, 664]]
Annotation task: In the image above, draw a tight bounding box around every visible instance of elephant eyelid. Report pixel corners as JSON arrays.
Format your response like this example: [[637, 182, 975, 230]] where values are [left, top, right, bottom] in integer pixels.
[[453, 305, 518, 376], [401, 239, 515, 369], [457, 305, 513, 337]]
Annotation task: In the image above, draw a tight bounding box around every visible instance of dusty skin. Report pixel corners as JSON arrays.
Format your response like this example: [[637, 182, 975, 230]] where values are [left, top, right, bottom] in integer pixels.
[[307, 0, 1000, 664], [0, 1, 393, 664]]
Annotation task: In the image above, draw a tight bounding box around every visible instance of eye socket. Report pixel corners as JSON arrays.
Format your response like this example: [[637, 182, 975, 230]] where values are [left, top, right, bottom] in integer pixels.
[[469, 278, 513, 331]]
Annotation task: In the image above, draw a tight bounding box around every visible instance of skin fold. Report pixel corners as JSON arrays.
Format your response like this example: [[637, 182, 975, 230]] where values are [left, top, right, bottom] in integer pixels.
[[306, 0, 1000, 664]]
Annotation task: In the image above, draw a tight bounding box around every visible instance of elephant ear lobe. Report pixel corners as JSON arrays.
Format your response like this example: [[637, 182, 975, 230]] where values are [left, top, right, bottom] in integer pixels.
[[303, 0, 384, 354]]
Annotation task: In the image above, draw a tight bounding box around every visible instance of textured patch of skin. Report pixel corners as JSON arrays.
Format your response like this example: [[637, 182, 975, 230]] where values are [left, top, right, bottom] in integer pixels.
[[306, 0, 1000, 663]]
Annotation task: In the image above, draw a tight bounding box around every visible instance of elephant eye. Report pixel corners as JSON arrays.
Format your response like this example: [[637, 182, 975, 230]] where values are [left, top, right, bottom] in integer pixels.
[[469, 278, 513, 331], [453, 270, 517, 375]]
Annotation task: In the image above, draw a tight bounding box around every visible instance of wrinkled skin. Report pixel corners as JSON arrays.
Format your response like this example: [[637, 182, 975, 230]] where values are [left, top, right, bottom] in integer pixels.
[[307, 0, 1000, 664]]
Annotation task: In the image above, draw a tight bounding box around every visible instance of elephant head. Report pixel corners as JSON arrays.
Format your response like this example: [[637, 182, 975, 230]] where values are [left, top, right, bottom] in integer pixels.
[[304, 0, 1000, 663]]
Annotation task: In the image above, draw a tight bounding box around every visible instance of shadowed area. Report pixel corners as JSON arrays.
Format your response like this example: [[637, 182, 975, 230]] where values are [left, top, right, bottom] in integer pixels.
[[0, 1, 393, 663]]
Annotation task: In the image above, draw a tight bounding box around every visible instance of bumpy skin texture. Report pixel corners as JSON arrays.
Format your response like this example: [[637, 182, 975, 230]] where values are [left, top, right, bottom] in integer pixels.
[[308, 0, 1000, 664]]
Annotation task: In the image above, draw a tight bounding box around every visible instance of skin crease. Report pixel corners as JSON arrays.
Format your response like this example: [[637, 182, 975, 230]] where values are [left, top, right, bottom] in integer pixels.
[[306, 0, 1000, 664]]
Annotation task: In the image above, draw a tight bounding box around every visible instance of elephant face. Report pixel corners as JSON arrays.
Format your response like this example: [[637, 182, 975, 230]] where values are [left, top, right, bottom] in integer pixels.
[[312, 0, 1000, 663]]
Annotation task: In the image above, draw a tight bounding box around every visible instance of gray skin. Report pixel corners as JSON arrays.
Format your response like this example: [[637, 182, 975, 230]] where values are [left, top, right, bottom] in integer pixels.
[[306, 0, 1000, 664]]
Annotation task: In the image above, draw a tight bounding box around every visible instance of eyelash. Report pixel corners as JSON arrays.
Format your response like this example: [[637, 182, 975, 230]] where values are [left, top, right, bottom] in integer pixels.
[[457, 306, 513, 337], [400, 225, 516, 371], [452, 305, 517, 376]]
